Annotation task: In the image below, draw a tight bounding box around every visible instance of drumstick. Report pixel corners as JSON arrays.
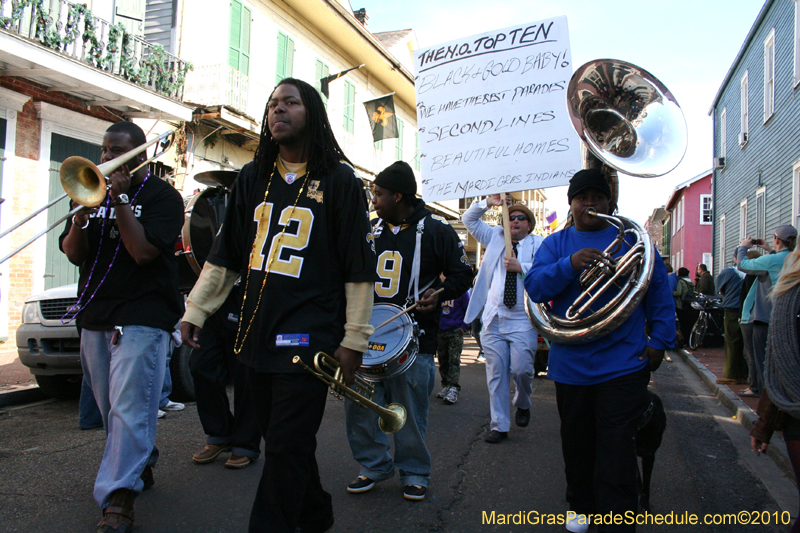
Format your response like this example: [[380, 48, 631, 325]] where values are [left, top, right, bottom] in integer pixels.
[[374, 288, 445, 332]]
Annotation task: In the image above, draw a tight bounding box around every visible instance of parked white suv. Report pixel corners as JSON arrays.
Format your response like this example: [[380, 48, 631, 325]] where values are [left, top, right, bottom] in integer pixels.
[[17, 283, 195, 401], [16, 283, 82, 398]]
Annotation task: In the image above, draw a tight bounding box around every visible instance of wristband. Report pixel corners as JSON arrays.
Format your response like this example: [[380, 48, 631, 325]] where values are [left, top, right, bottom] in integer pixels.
[[72, 214, 89, 230]]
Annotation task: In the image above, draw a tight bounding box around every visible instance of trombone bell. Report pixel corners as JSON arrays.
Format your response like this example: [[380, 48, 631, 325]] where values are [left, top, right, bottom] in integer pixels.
[[59, 157, 107, 208]]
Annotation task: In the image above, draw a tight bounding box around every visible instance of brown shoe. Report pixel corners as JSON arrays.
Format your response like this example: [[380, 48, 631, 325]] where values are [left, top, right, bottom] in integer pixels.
[[192, 443, 232, 464], [97, 488, 135, 532], [224, 453, 252, 469]]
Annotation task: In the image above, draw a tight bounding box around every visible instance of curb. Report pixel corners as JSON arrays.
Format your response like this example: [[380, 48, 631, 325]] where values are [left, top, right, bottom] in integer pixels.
[[0, 383, 46, 408], [675, 348, 795, 481]]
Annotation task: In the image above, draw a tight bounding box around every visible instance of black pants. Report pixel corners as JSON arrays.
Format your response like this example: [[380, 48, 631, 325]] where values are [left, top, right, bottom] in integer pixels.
[[247, 369, 332, 533], [189, 313, 261, 457], [555, 366, 650, 532]]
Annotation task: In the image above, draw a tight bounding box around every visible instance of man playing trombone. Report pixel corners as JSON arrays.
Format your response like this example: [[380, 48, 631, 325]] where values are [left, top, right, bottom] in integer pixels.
[[60, 121, 184, 533]]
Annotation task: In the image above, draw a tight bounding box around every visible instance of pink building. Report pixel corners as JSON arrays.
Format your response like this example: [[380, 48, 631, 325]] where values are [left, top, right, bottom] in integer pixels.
[[665, 170, 714, 273]]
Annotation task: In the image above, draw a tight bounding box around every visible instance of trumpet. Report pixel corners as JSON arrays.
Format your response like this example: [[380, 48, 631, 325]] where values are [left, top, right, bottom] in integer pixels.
[[293, 353, 407, 434], [0, 130, 174, 265]]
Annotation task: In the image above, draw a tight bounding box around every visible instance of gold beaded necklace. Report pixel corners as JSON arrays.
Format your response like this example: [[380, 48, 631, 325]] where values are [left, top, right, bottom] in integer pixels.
[[234, 159, 308, 354]]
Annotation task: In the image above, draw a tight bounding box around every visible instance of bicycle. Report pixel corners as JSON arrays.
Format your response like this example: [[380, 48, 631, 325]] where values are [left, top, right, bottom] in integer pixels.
[[688, 294, 725, 350]]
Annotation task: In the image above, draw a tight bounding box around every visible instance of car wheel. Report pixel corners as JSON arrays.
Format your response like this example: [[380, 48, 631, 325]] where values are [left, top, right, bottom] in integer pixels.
[[35, 374, 82, 400], [169, 343, 195, 402]]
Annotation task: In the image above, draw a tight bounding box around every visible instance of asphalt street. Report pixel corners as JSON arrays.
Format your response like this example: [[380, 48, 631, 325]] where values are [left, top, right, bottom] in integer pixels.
[[0, 339, 796, 532]]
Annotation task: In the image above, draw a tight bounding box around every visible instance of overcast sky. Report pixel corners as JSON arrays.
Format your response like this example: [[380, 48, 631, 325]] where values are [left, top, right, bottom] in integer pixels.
[[355, 0, 765, 223]]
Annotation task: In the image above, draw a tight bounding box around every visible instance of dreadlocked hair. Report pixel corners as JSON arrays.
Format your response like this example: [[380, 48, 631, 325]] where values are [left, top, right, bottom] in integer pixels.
[[253, 78, 351, 179]]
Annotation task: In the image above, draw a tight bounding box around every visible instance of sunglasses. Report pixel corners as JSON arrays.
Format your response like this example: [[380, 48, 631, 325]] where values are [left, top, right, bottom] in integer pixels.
[[508, 214, 528, 222]]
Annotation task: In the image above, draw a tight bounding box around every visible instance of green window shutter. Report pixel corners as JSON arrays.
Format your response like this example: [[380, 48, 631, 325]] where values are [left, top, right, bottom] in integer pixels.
[[343, 80, 355, 134], [276, 32, 295, 84], [240, 6, 251, 75], [315, 59, 330, 108], [228, 0, 242, 71], [374, 140, 382, 150], [395, 118, 404, 160]]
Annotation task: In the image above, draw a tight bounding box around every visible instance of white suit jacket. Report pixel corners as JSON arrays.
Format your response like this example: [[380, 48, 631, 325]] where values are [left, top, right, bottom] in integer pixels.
[[462, 199, 544, 324]]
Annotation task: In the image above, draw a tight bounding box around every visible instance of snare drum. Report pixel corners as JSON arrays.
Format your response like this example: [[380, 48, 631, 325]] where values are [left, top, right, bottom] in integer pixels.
[[358, 303, 418, 382]]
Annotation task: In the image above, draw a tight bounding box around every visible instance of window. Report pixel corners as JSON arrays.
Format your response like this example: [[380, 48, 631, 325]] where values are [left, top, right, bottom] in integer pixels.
[[395, 117, 404, 160], [702, 253, 713, 274], [229, 0, 251, 75], [414, 131, 420, 171], [756, 186, 766, 241], [700, 194, 713, 224], [795, 0, 800, 87], [343, 80, 355, 134], [739, 199, 748, 241], [793, 159, 800, 230], [740, 72, 749, 144], [719, 214, 726, 269], [276, 32, 295, 85], [315, 59, 330, 108], [720, 108, 727, 158], [764, 29, 776, 122]]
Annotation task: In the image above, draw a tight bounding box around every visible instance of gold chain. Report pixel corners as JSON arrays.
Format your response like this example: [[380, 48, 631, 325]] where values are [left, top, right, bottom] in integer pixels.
[[233, 160, 308, 354]]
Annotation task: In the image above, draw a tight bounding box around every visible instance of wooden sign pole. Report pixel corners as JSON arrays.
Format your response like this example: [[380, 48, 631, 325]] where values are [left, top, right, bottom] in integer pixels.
[[501, 192, 513, 257]]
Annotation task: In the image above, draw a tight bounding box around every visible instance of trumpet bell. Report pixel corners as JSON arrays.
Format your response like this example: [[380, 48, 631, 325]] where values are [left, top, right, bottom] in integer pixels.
[[567, 59, 687, 178], [60, 156, 108, 208]]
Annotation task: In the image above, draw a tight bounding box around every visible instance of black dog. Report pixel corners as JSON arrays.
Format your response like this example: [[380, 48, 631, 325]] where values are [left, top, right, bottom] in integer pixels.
[[636, 390, 667, 512]]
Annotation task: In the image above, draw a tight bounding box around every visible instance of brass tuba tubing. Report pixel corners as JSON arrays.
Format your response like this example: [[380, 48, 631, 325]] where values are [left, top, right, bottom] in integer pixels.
[[292, 353, 407, 434]]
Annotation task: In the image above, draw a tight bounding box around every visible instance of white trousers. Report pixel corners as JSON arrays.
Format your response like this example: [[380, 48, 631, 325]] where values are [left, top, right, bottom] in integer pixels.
[[481, 318, 536, 432]]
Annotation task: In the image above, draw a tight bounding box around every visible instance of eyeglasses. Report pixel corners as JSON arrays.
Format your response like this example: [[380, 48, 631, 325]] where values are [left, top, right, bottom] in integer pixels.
[[508, 214, 528, 222]]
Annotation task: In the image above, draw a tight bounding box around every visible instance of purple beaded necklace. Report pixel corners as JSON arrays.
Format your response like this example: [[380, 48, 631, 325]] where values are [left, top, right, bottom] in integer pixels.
[[61, 173, 150, 324]]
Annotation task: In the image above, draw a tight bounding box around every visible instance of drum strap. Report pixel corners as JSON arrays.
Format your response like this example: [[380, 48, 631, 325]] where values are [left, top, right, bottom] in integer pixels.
[[406, 218, 432, 306]]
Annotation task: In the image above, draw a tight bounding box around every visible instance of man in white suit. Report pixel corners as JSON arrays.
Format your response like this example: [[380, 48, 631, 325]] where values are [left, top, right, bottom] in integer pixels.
[[462, 194, 544, 443]]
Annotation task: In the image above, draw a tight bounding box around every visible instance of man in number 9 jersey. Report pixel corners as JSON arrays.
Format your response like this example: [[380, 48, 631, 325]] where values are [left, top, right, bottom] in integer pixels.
[[344, 161, 473, 502]]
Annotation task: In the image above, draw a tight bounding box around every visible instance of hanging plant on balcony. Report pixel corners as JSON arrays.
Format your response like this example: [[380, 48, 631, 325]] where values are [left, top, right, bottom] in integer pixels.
[[101, 23, 125, 71], [62, 2, 88, 47], [82, 12, 104, 68], [137, 44, 193, 98]]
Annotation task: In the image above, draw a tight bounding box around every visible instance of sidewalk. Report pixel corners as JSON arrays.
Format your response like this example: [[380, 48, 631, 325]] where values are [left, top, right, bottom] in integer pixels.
[[0, 342, 41, 406], [678, 341, 795, 479]]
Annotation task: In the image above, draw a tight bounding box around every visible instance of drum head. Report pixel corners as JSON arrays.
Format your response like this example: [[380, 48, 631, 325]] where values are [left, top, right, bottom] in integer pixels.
[[181, 187, 229, 276], [360, 303, 417, 381], [194, 170, 238, 188]]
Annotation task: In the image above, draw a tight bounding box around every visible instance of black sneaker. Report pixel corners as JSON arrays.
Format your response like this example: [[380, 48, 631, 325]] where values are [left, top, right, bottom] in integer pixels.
[[140, 465, 154, 490], [515, 408, 530, 427], [403, 484, 426, 501], [347, 475, 375, 493], [484, 430, 508, 444]]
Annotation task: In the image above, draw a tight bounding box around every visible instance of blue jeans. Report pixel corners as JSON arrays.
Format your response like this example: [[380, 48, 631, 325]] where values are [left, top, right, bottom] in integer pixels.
[[159, 343, 174, 408], [345, 352, 436, 487], [81, 326, 170, 508], [79, 375, 103, 430]]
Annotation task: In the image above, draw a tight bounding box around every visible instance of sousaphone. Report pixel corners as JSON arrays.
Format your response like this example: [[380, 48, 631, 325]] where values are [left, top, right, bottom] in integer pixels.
[[527, 59, 687, 343]]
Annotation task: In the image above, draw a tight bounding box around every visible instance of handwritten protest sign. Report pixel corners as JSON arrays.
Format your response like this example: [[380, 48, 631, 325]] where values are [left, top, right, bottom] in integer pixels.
[[413, 17, 582, 202]]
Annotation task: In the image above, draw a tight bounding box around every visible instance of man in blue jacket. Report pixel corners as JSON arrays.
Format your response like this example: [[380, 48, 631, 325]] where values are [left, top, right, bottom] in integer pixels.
[[524, 169, 674, 533]]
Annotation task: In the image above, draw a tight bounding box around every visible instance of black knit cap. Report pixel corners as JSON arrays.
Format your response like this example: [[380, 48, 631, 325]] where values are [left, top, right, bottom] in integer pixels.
[[567, 168, 611, 203], [374, 161, 417, 197]]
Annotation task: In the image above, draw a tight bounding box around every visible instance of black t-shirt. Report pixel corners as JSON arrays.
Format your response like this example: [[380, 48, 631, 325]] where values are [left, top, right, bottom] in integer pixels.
[[59, 176, 184, 332], [371, 202, 473, 354], [208, 160, 377, 372]]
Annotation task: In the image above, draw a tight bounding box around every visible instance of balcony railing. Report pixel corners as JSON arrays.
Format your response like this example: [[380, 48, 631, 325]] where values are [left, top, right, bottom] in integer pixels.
[[183, 64, 249, 115], [0, 0, 191, 100]]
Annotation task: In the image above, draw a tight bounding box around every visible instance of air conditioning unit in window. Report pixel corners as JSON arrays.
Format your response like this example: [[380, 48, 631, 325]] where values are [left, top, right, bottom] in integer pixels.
[[739, 132, 748, 145], [713, 157, 726, 169]]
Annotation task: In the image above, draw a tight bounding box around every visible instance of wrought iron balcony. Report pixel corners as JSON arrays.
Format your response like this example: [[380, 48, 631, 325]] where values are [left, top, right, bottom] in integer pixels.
[[0, 0, 191, 100], [183, 64, 249, 115]]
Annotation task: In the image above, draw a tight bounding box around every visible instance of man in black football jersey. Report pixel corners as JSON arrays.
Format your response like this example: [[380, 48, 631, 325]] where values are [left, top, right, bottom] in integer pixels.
[[344, 161, 472, 501], [181, 78, 376, 533]]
